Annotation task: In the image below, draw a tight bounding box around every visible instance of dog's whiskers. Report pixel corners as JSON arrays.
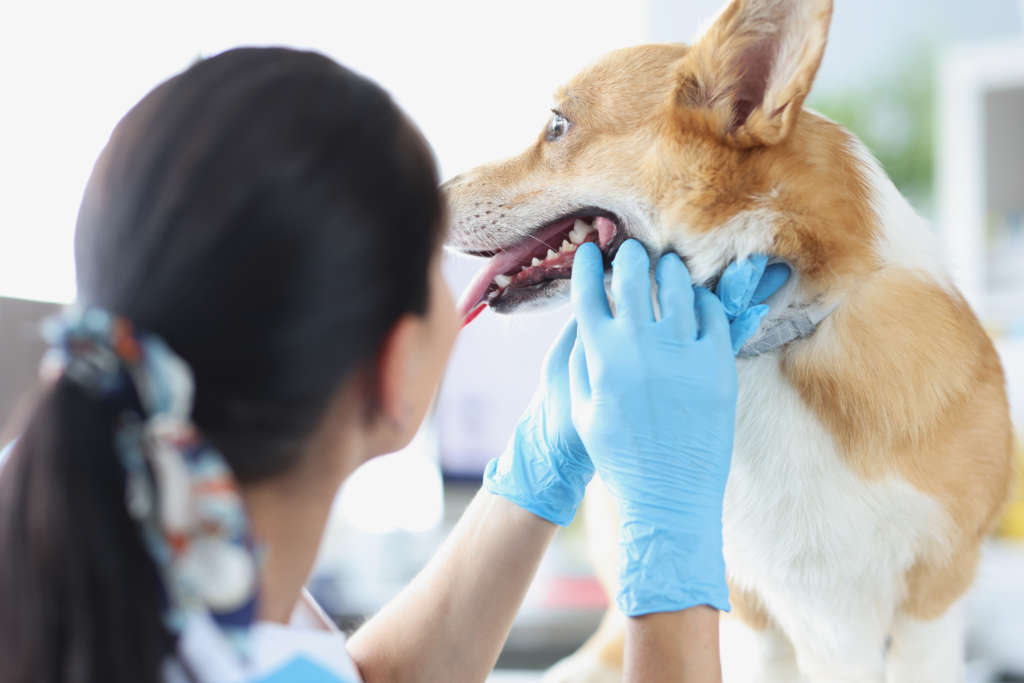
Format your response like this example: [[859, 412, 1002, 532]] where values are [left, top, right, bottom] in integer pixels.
[[501, 226, 558, 252]]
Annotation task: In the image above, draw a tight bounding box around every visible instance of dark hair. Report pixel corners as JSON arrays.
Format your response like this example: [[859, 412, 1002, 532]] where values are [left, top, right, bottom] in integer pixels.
[[0, 47, 444, 683]]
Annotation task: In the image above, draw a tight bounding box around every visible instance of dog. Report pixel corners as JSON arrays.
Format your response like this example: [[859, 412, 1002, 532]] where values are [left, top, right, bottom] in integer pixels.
[[444, 0, 1015, 680]]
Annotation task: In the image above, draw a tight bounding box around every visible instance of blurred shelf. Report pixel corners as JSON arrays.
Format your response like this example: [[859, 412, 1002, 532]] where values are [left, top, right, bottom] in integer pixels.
[[938, 40, 1024, 325]]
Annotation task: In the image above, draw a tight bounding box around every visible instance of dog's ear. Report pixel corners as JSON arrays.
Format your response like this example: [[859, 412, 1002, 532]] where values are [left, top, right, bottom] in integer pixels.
[[678, 0, 833, 147]]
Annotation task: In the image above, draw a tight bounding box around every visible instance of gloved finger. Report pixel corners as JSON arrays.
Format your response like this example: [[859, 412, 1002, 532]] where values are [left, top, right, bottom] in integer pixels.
[[542, 318, 578, 383], [694, 286, 731, 344], [610, 239, 654, 323], [716, 254, 768, 319], [750, 262, 791, 304], [729, 304, 770, 354], [568, 333, 592, 403], [571, 242, 612, 344], [655, 253, 697, 341]]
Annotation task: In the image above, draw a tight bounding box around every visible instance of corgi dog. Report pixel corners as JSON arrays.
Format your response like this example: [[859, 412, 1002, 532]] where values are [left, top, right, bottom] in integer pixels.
[[444, 0, 1015, 680]]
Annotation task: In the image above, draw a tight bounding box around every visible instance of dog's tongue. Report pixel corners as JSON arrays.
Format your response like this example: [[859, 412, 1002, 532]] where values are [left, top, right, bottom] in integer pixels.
[[455, 240, 536, 324], [594, 215, 615, 249], [457, 216, 617, 327]]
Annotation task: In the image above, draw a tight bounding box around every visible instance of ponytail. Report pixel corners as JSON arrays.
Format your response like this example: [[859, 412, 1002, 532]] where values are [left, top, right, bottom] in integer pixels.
[[0, 378, 173, 683]]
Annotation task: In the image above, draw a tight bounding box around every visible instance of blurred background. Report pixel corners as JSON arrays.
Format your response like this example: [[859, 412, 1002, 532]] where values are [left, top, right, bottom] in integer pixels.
[[1, 1, 1022, 680]]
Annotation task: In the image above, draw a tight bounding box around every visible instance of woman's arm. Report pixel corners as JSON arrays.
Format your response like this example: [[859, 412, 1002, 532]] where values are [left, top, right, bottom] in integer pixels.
[[346, 489, 556, 683], [349, 320, 585, 682], [625, 608, 721, 683]]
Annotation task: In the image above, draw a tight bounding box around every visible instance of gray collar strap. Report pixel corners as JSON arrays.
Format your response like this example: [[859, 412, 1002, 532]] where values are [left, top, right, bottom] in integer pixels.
[[736, 296, 840, 358]]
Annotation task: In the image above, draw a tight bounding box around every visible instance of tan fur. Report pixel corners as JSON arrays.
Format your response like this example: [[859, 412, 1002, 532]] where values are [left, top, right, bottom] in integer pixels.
[[728, 582, 773, 631], [453, 48, 876, 294], [445, 0, 1014, 677], [786, 270, 1014, 618], [655, 112, 879, 290]]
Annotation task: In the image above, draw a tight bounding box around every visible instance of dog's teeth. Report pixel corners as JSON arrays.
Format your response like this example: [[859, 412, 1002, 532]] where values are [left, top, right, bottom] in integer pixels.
[[531, 257, 542, 267], [560, 239, 574, 253], [569, 219, 590, 244], [494, 274, 512, 288], [546, 249, 558, 260]]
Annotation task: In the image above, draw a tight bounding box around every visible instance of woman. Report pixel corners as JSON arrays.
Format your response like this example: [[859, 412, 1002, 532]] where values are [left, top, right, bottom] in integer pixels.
[[0, 47, 785, 683]]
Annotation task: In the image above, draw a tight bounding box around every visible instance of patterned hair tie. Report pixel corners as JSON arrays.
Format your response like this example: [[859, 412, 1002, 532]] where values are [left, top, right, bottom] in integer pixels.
[[43, 306, 260, 658]]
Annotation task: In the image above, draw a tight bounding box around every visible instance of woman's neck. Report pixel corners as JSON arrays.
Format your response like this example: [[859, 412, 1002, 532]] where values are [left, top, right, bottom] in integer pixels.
[[242, 402, 365, 624], [243, 478, 337, 623]]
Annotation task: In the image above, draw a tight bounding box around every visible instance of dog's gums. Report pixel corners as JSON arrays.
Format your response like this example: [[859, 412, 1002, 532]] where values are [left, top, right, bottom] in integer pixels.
[[457, 215, 618, 325]]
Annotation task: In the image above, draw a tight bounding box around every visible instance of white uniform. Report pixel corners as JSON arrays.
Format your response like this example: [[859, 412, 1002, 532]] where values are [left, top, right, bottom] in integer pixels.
[[165, 611, 363, 683]]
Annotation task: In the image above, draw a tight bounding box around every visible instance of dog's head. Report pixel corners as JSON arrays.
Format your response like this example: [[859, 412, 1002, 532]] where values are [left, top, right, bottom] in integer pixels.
[[447, 0, 881, 326]]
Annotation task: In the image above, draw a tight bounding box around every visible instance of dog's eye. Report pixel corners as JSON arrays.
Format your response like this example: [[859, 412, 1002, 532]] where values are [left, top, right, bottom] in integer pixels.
[[546, 112, 570, 142]]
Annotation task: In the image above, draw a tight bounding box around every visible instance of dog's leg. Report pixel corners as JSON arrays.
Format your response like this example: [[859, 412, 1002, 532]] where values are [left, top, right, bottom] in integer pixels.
[[885, 600, 965, 683], [884, 544, 976, 682], [721, 617, 802, 683], [792, 635, 888, 683], [767, 589, 889, 683], [723, 586, 802, 683]]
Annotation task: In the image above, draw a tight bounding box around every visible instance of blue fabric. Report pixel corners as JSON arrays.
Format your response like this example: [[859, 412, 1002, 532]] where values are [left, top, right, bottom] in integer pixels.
[[254, 656, 352, 683]]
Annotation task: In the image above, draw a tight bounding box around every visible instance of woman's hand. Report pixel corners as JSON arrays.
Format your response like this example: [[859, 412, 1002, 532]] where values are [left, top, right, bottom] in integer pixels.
[[482, 247, 787, 529], [717, 254, 790, 353], [569, 240, 740, 616], [482, 319, 594, 526]]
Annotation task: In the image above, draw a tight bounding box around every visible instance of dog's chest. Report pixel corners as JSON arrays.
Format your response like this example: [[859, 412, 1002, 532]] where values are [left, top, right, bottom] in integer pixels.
[[722, 353, 949, 595]]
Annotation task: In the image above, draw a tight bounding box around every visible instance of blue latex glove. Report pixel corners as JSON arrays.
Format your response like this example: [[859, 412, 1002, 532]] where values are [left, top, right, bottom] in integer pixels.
[[483, 249, 787, 528], [569, 240, 744, 615], [717, 254, 791, 353], [483, 320, 593, 526]]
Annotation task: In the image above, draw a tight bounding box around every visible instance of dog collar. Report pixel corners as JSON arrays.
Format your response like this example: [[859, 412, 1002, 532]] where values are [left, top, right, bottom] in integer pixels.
[[736, 296, 839, 358]]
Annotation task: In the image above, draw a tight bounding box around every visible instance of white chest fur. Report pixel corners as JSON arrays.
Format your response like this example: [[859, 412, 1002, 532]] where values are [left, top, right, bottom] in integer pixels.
[[722, 352, 952, 668]]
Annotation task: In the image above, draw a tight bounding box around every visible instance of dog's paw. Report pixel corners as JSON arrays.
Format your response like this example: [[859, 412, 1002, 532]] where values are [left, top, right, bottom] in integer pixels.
[[542, 653, 621, 683]]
